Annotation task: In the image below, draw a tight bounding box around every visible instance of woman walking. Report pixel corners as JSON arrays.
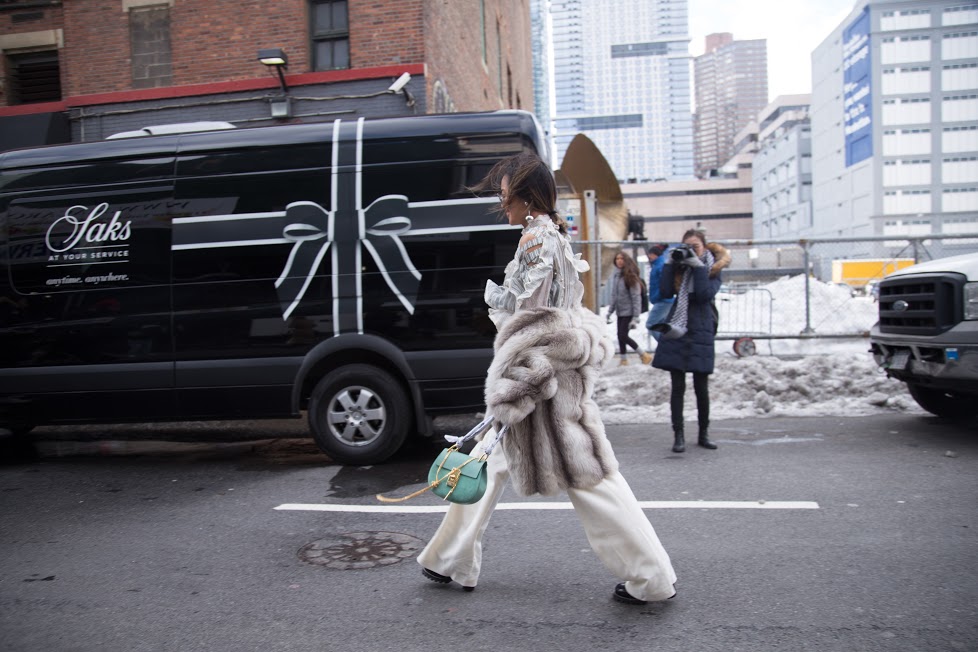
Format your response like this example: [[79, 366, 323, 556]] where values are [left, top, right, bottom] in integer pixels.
[[651, 229, 730, 453], [416, 152, 677, 605], [607, 251, 653, 366]]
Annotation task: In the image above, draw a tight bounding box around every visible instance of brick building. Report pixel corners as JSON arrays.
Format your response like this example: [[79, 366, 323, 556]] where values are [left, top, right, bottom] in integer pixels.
[[0, 0, 533, 149]]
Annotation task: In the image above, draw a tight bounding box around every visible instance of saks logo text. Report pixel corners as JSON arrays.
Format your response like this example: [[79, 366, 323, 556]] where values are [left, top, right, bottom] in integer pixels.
[[45, 203, 132, 262]]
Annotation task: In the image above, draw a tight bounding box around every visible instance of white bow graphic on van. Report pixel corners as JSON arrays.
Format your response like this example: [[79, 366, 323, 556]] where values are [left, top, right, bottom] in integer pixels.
[[172, 117, 422, 334], [276, 196, 420, 323], [171, 117, 507, 336]]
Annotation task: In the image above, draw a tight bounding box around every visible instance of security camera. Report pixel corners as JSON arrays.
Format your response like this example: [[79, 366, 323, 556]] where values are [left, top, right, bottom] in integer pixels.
[[388, 72, 411, 93]]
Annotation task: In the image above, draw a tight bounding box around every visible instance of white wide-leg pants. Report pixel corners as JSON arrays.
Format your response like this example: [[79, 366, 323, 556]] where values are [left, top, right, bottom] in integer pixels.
[[416, 433, 678, 601]]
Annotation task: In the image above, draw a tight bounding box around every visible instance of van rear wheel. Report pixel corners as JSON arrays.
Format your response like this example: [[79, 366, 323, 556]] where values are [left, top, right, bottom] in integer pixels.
[[308, 364, 412, 465]]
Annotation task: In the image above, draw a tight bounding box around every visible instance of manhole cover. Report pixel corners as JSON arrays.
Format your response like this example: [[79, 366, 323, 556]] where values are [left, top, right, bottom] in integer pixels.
[[298, 531, 424, 570]]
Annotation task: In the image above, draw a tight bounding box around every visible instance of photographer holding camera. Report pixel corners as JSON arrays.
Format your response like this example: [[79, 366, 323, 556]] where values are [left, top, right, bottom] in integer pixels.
[[650, 229, 730, 453]]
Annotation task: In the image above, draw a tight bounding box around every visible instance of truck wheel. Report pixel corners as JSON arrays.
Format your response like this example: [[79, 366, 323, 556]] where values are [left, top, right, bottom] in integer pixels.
[[906, 383, 977, 420], [308, 364, 412, 465]]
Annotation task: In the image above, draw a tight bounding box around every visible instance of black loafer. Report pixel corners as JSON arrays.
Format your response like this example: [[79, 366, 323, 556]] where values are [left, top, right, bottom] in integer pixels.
[[612, 582, 647, 605], [422, 567, 475, 592], [421, 567, 451, 584]]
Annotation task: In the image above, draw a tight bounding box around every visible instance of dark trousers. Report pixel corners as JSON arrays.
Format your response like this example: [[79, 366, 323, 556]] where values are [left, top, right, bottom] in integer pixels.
[[669, 370, 709, 432], [617, 316, 640, 355]]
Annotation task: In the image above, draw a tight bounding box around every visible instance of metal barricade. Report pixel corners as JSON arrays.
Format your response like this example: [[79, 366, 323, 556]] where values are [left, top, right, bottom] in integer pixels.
[[572, 234, 978, 356], [715, 283, 774, 356]]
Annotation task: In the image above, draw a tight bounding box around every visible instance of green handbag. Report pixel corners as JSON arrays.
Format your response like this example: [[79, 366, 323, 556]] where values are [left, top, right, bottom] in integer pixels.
[[427, 447, 488, 504], [376, 417, 506, 505]]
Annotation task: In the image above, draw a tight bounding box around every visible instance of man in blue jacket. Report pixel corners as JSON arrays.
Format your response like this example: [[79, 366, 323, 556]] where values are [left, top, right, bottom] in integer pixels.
[[645, 244, 675, 342]]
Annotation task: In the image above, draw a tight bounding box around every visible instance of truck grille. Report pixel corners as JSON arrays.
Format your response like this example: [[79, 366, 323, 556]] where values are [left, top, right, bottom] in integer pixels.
[[878, 273, 963, 336]]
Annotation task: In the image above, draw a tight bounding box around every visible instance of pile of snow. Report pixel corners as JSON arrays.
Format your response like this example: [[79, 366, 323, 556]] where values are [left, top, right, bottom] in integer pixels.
[[595, 348, 922, 425], [718, 274, 879, 336], [595, 273, 922, 424]]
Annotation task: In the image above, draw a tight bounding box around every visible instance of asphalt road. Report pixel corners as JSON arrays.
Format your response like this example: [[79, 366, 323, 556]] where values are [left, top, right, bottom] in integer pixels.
[[1, 414, 975, 652]]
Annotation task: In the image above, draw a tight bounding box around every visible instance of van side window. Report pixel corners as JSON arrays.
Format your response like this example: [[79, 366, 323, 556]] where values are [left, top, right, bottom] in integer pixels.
[[172, 167, 330, 283], [362, 161, 498, 202]]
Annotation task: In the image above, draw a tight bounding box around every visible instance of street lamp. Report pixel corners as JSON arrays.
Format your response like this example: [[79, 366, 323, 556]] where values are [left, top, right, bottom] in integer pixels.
[[258, 48, 291, 118]]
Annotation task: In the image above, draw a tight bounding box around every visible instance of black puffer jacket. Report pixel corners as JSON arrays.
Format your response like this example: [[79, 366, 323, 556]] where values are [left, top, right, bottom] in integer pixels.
[[651, 243, 730, 374]]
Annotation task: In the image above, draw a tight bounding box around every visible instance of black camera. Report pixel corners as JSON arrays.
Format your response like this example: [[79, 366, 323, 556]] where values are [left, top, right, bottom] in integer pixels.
[[670, 244, 695, 263]]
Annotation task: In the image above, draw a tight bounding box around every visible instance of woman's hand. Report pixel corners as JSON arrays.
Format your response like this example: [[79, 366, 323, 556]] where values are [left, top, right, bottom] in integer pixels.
[[681, 255, 704, 268]]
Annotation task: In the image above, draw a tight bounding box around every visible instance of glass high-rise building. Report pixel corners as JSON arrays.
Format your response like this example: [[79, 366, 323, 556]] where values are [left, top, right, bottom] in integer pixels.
[[550, 0, 694, 182], [530, 0, 553, 150], [693, 33, 769, 179]]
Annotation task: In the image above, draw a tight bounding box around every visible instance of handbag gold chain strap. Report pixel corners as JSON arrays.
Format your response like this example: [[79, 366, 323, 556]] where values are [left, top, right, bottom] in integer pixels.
[[374, 418, 505, 504]]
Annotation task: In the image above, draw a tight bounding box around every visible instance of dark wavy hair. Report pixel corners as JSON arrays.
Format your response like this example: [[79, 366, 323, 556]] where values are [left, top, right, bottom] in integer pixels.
[[470, 152, 567, 234], [615, 250, 641, 289]]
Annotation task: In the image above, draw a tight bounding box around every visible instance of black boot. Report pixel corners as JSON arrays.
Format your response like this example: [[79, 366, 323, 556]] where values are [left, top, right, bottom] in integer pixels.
[[672, 428, 685, 453], [698, 426, 717, 450]]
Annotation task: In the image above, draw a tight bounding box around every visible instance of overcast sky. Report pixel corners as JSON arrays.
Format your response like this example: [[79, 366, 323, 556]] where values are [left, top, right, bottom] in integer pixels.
[[688, 0, 858, 102]]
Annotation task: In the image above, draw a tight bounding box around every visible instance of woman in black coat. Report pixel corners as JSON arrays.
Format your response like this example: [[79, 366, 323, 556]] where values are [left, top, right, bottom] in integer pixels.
[[651, 229, 730, 453]]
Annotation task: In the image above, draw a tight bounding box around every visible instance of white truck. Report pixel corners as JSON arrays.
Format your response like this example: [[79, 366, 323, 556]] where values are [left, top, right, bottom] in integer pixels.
[[869, 253, 978, 420]]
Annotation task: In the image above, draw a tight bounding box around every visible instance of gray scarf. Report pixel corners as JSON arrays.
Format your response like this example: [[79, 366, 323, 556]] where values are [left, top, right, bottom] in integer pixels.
[[659, 249, 715, 340]]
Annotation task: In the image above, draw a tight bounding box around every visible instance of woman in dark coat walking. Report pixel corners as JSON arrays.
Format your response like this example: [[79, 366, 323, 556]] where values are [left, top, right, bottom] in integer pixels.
[[651, 229, 730, 453]]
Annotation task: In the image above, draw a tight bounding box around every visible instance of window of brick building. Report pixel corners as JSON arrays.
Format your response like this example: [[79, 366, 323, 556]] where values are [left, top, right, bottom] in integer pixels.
[[480, 0, 487, 63], [496, 19, 502, 94], [5, 50, 61, 105], [310, 0, 349, 70], [506, 65, 513, 107], [129, 5, 173, 89]]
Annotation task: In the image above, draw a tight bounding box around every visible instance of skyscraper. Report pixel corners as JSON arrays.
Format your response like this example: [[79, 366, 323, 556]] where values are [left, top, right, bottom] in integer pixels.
[[550, 0, 694, 182], [530, 0, 553, 152], [693, 33, 769, 179]]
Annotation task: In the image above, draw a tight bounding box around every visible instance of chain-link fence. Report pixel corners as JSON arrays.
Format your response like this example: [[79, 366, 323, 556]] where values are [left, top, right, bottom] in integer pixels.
[[574, 234, 978, 349]]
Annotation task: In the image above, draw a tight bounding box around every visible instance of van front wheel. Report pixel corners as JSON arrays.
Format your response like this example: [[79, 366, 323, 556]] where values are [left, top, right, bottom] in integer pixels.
[[308, 365, 412, 465]]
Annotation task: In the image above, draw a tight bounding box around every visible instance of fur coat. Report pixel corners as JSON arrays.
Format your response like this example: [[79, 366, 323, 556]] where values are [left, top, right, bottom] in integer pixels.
[[484, 306, 619, 496], [652, 242, 731, 374]]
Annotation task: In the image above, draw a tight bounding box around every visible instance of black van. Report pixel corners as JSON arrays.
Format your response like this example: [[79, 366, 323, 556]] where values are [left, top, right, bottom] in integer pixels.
[[0, 111, 547, 464]]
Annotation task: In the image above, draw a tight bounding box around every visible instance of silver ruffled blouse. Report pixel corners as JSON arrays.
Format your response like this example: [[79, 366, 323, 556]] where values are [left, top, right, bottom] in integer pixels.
[[484, 215, 590, 329]]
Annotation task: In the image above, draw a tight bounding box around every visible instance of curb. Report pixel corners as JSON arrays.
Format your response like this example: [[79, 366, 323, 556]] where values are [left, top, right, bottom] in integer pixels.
[[33, 439, 273, 458]]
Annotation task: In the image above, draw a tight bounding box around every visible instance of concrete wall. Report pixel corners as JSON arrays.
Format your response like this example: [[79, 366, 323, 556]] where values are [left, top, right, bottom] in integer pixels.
[[622, 167, 754, 243]]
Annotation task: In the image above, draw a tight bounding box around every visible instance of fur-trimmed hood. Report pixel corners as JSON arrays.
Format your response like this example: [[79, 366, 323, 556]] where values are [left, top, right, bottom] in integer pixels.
[[705, 242, 732, 277], [484, 306, 619, 496]]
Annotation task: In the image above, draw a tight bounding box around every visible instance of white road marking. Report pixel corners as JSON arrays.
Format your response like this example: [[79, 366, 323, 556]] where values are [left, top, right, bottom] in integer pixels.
[[274, 501, 819, 514]]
